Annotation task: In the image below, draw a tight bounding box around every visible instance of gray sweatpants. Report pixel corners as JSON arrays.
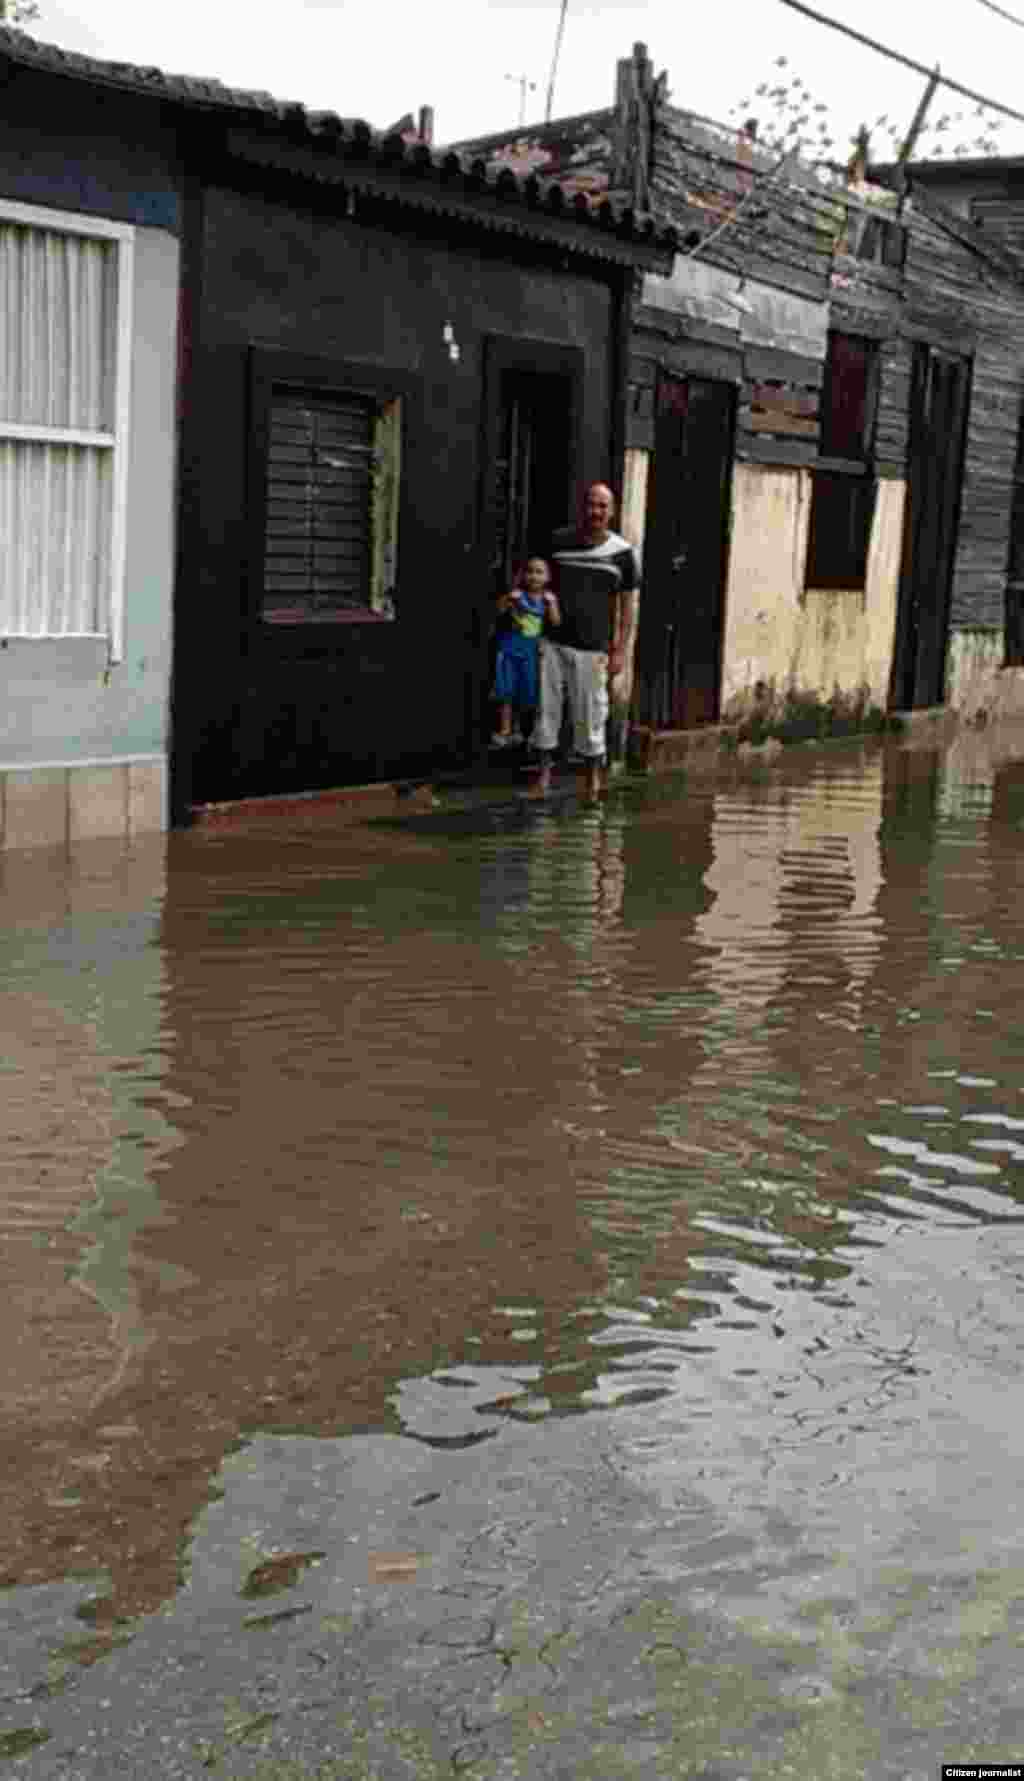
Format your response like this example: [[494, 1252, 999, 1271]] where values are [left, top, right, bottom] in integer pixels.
[[534, 641, 609, 760]]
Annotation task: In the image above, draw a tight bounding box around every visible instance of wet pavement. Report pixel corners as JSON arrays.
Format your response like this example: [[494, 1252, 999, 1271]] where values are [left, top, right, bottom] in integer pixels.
[[2, 725, 1024, 1777]]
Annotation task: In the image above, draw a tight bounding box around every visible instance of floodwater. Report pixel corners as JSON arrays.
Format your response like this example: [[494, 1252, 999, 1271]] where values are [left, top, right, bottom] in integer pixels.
[[3, 725, 1024, 1778]]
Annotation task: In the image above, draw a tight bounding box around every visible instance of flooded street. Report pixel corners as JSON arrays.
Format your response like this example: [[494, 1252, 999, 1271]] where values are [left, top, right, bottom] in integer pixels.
[[3, 727, 1024, 1779]]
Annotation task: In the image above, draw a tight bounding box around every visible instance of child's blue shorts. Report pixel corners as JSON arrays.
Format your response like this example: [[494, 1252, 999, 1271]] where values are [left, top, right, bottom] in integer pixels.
[[493, 636, 539, 709]]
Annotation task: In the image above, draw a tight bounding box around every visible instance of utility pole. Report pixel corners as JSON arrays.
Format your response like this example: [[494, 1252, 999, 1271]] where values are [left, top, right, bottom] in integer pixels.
[[504, 72, 538, 127], [897, 65, 941, 167], [545, 0, 570, 123]]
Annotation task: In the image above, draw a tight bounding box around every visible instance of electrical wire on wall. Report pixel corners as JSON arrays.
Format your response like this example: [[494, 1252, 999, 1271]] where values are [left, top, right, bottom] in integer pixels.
[[679, 142, 801, 270]]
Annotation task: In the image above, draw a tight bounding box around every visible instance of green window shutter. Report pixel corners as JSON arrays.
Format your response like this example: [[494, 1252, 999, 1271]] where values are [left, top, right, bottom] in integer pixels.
[[369, 396, 401, 619]]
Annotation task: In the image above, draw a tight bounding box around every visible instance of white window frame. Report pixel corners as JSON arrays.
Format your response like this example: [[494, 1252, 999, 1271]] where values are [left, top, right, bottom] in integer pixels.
[[0, 199, 134, 661]]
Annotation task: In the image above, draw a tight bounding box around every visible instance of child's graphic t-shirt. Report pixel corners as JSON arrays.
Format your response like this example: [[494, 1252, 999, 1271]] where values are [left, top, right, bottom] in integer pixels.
[[509, 591, 545, 641]]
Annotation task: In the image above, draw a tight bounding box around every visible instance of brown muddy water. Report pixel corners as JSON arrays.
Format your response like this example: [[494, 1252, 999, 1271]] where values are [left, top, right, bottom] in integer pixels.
[[3, 727, 1024, 1778]]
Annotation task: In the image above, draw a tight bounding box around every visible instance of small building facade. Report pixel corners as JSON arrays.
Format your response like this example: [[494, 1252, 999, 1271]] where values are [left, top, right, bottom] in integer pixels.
[[463, 46, 1024, 745], [871, 151, 1024, 712], [172, 118, 673, 818], [0, 28, 180, 850], [0, 28, 674, 841]]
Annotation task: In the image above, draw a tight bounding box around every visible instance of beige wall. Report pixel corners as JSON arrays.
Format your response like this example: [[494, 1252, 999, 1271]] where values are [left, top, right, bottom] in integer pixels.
[[0, 756, 166, 853], [719, 466, 906, 720], [945, 628, 1024, 722], [611, 446, 649, 718]]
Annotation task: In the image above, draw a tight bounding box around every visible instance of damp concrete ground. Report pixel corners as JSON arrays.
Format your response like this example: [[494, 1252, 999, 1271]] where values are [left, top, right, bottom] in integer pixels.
[[6, 1399, 1024, 1780]]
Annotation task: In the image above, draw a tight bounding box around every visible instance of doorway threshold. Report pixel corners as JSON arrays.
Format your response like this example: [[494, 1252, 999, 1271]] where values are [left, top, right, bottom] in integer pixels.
[[629, 723, 733, 773], [188, 779, 435, 831]]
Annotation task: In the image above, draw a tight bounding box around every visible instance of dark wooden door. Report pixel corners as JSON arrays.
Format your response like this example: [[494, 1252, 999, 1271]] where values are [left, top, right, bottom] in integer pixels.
[[890, 346, 972, 711], [636, 373, 735, 729]]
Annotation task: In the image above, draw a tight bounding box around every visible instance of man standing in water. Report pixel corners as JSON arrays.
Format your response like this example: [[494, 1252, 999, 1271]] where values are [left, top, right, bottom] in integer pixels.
[[533, 482, 638, 801]]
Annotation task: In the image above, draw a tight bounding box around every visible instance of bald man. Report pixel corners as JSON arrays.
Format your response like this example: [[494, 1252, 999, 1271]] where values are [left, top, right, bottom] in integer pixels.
[[533, 482, 639, 799]]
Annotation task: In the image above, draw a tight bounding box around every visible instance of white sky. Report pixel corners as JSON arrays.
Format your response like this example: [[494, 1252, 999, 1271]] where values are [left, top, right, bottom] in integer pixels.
[[35, 0, 1024, 160]]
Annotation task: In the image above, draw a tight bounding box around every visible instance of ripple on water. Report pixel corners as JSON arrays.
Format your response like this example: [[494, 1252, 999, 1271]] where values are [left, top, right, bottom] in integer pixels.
[[2, 744, 1024, 1629]]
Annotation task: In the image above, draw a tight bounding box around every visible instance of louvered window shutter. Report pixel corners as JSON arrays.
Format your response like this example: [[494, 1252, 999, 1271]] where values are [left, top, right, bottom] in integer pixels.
[[263, 387, 378, 624]]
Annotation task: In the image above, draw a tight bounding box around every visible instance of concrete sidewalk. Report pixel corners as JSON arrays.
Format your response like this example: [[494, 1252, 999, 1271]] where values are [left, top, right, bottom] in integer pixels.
[[5, 1399, 1019, 1780]]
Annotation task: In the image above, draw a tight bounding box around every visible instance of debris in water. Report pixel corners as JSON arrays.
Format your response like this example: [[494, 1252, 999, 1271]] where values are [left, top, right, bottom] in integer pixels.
[[242, 1603, 314, 1630], [0, 1729, 52, 1757], [368, 1551, 421, 1583], [239, 1551, 325, 1598]]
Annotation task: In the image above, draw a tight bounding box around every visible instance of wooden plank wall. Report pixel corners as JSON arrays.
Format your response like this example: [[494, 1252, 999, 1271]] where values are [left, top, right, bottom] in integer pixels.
[[735, 350, 823, 468], [968, 195, 1024, 262], [625, 301, 743, 452], [901, 205, 1024, 629], [470, 87, 1024, 634], [650, 107, 841, 303], [637, 106, 867, 468], [625, 326, 831, 468], [636, 102, 1024, 631]]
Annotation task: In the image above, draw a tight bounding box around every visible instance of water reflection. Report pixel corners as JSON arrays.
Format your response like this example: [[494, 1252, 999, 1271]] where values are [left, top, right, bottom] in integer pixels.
[[0, 843, 177, 1402], [1, 733, 1024, 1653]]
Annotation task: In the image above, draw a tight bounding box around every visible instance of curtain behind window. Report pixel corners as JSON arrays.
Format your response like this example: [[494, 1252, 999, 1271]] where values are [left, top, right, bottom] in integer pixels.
[[0, 224, 117, 636]]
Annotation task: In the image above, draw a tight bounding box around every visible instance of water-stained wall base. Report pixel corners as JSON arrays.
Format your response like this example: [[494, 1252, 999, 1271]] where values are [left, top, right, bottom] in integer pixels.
[[946, 628, 1024, 724], [719, 465, 906, 726]]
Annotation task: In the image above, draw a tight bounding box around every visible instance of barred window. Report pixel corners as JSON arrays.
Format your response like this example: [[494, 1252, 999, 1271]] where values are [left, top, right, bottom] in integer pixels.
[[0, 201, 133, 658]]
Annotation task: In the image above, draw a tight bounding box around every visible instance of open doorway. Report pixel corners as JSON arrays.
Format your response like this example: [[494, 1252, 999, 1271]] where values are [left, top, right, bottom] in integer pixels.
[[476, 340, 580, 757], [492, 369, 574, 589]]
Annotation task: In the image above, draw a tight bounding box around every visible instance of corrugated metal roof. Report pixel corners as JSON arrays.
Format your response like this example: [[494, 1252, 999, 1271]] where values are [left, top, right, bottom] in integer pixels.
[[0, 25, 677, 262]]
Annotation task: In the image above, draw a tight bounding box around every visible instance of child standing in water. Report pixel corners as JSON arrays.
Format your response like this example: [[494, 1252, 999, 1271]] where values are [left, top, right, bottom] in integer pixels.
[[492, 557, 560, 747]]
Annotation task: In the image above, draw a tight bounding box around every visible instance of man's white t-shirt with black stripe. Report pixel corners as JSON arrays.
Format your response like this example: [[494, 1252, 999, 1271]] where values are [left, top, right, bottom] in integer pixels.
[[549, 527, 639, 653]]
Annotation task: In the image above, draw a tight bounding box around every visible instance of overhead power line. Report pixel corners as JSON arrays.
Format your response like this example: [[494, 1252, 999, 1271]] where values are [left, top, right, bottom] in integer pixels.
[[777, 0, 1024, 128], [681, 144, 799, 264], [975, 0, 1024, 30]]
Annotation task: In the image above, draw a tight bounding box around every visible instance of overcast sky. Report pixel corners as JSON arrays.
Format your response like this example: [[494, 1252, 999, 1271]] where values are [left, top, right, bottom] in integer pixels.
[[35, 0, 1024, 159]]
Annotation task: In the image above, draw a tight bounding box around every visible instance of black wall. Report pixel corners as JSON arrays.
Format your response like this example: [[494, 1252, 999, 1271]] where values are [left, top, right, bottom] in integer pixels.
[[0, 67, 180, 228], [177, 175, 619, 809]]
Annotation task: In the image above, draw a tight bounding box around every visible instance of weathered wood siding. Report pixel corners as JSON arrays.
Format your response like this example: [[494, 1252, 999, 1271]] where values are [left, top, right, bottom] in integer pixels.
[[469, 83, 1024, 643], [642, 107, 833, 468], [643, 110, 1024, 637], [900, 200, 1024, 630], [650, 108, 840, 303], [969, 193, 1024, 259]]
